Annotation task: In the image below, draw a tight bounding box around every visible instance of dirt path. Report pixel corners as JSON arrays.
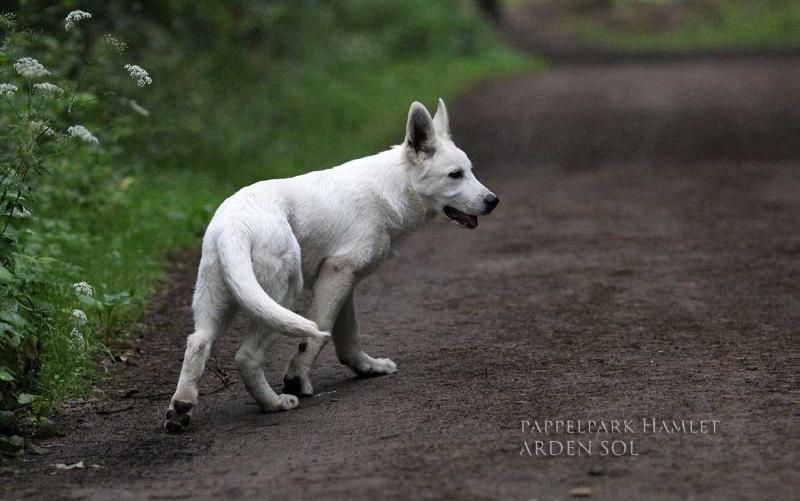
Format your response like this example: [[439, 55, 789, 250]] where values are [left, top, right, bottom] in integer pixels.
[[4, 55, 799, 500]]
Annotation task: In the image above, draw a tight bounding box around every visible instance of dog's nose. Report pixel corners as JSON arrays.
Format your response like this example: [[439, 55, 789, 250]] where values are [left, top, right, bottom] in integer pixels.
[[484, 193, 499, 213]]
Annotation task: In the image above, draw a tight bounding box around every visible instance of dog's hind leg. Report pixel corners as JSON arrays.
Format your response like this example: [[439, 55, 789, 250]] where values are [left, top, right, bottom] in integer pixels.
[[166, 272, 236, 433], [237, 239, 305, 411], [235, 324, 299, 412]]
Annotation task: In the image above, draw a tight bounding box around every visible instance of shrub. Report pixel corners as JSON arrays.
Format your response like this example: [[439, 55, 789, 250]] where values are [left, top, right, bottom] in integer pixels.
[[0, 9, 152, 439]]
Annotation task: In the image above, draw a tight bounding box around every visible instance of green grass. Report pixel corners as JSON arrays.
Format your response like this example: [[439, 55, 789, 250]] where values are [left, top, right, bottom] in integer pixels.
[[578, 1, 800, 50], [253, 47, 540, 180], [32, 46, 542, 401], [28, 169, 218, 399]]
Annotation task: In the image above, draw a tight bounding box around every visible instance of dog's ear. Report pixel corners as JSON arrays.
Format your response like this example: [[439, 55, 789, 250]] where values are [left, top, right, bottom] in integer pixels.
[[404, 101, 436, 163], [432, 98, 450, 139]]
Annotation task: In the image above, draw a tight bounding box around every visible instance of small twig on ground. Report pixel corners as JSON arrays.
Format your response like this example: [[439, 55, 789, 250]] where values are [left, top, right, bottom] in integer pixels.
[[206, 357, 231, 385], [200, 383, 231, 396], [96, 403, 136, 415], [199, 357, 233, 396], [125, 391, 172, 401], [111, 359, 234, 402], [312, 390, 337, 399]]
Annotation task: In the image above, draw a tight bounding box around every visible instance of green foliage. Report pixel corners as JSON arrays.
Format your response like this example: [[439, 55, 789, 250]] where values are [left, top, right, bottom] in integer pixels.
[[574, 0, 800, 50], [0, 1, 539, 443], [121, 0, 512, 182], [0, 7, 161, 438]]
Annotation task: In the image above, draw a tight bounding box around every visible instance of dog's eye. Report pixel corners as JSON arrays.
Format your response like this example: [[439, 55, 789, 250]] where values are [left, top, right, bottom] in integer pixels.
[[448, 169, 464, 179]]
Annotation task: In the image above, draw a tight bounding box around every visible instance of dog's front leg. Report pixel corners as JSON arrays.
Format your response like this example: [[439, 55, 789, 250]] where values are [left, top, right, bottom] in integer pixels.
[[282, 258, 354, 396]]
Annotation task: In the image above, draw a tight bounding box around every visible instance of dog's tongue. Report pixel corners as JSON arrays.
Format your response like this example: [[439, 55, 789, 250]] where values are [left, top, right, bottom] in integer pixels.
[[444, 207, 478, 229], [460, 214, 478, 228]]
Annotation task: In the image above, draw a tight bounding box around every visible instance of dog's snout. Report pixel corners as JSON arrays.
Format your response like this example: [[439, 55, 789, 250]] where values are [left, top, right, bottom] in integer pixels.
[[483, 193, 499, 213]]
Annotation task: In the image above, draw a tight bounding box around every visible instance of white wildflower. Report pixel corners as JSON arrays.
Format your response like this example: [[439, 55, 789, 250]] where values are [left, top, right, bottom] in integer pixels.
[[72, 309, 88, 324], [9, 206, 31, 218], [103, 34, 128, 53], [0, 83, 18, 97], [72, 281, 94, 297], [67, 125, 99, 144], [70, 328, 86, 351], [65, 10, 92, 31], [33, 82, 64, 97], [14, 57, 50, 79], [0, 13, 17, 30], [29, 120, 55, 137], [124, 64, 152, 87]]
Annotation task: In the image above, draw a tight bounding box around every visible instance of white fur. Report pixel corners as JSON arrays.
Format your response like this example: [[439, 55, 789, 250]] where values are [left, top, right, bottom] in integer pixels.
[[165, 99, 497, 431]]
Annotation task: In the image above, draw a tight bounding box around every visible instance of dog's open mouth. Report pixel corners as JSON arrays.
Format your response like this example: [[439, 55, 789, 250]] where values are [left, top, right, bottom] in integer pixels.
[[444, 206, 478, 229]]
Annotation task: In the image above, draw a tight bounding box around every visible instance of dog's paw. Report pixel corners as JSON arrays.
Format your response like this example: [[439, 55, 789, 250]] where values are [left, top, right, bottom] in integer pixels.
[[348, 354, 398, 378], [164, 400, 194, 433], [282, 374, 314, 397], [262, 393, 299, 412]]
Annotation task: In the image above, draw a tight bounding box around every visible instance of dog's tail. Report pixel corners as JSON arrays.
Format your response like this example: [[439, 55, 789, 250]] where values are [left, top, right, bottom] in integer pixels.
[[216, 229, 328, 340]]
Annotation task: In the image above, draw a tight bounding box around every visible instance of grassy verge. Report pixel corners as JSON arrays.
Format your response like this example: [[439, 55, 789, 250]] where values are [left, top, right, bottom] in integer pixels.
[[579, 0, 800, 50]]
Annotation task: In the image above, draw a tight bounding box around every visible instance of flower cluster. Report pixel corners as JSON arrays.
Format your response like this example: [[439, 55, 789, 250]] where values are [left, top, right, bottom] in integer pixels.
[[72, 281, 95, 297], [72, 309, 88, 324], [64, 10, 92, 31], [0, 83, 17, 97], [103, 34, 128, 53], [69, 328, 86, 351], [14, 57, 50, 79], [33, 82, 64, 97], [0, 13, 16, 30], [67, 125, 99, 144], [124, 64, 152, 87], [29, 120, 55, 137]]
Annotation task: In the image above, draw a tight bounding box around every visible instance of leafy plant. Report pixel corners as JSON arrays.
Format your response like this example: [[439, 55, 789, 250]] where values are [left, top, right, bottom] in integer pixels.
[[0, 8, 150, 440]]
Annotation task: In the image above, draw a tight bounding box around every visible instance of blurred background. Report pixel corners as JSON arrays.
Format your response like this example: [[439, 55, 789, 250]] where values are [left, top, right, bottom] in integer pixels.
[[504, 0, 799, 54], [0, 0, 798, 452]]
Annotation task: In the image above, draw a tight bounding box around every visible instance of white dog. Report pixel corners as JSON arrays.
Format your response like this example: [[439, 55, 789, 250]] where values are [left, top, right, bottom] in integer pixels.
[[166, 99, 498, 432]]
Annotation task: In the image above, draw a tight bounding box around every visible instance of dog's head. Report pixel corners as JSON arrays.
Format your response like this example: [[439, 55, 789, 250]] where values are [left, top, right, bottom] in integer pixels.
[[404, 99, 498, 229]]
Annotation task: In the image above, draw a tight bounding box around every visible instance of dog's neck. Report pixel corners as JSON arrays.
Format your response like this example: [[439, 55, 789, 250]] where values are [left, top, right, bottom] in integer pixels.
[[366, 147, 435, 238]]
